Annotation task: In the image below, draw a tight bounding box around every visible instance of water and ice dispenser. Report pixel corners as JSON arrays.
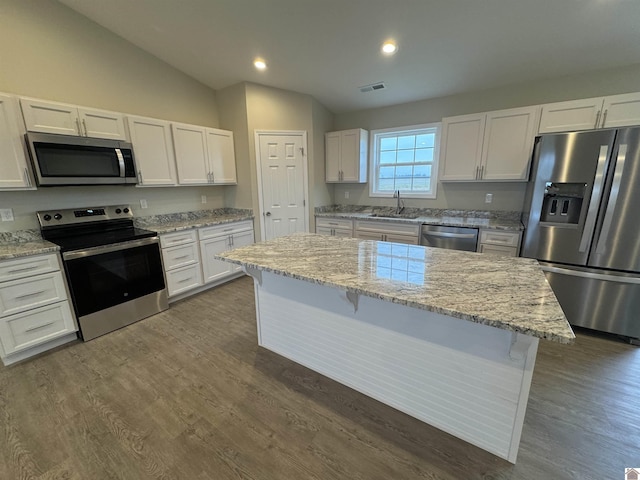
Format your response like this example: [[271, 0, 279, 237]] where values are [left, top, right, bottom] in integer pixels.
[[540, 182, 586, 225]]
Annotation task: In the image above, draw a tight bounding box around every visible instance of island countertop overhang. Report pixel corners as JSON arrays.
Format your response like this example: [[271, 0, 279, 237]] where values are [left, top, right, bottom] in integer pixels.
[[216, 233, 575, 344]]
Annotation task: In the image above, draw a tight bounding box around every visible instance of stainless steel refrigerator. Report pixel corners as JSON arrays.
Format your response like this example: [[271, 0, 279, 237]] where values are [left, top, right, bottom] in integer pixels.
[[522, 127, 640, 343]]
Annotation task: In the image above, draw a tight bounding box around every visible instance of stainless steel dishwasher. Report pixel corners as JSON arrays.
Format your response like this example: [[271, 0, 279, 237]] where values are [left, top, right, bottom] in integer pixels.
[[420, 224, 479, 251]]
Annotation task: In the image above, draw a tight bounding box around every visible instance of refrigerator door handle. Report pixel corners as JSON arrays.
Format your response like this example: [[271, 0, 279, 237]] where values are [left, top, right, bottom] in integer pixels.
[[595, 144, 627, 255], [541, 264, 640, 285], [578, 145, 609, 253]]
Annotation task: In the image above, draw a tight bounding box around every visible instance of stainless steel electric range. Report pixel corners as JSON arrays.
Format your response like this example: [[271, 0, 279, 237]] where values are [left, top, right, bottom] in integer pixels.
[[38, 205, 168, 341]]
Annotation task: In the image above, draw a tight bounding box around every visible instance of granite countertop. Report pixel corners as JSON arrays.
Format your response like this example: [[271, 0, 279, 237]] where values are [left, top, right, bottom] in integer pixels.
[[0, 230, 59, 261], [315, 206, 524, 231], [134, 208, 254, 234], [216, 233, 574, 344]]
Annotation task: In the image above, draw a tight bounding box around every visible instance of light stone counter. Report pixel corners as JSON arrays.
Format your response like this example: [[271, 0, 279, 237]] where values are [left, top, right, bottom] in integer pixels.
[[217, 233, 574, 344], [0, 230, 59, 261], [135, 209, 254, 234]]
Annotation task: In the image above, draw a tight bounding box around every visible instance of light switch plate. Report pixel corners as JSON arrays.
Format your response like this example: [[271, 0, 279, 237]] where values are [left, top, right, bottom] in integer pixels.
[[485, 193, 493, 204], [0, 208, 14, 221], [201, 195, 207, 204], [344, 191, 350, 199], [140, 199, 148, 209]]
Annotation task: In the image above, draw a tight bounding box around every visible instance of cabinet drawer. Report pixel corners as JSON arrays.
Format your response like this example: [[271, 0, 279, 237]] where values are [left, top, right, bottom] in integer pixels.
[[355, 220, 420, 236], [162, 243, 199, 271], [0, 253, 60, 282], [0, 271, 68, 317], [166, 263, 203, 297], [479, 230, 521, 247], [315, 217, 353, 230], [160, 229, 197, 248], [199, 221, 253, 240], [0, 301, 76, 355], [479, 244, 519, 257]]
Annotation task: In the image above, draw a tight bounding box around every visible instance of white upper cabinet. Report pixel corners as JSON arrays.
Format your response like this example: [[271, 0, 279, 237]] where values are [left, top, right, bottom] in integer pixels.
[[325, 128, 368, 183], [20, 97, 127, 140], [440, 106, 539, 181], [206, 128, 237, 184], [0, 93, 35, 190], [172, 122, 237, 185], [538, 92, 640, 133], [126, 115, 177, 186]]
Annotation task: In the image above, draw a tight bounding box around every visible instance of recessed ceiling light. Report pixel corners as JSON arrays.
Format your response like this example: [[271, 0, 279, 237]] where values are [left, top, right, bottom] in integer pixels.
[[254, 58, 267, 70], [381, 40, 397, 55]]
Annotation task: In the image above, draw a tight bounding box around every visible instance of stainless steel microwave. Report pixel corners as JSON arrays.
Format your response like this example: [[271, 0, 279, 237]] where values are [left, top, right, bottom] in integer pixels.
[[25, 132, 138, 186]]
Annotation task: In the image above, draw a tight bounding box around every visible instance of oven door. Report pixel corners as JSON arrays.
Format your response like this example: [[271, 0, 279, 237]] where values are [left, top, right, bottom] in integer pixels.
[[63, 237, 166, 319]]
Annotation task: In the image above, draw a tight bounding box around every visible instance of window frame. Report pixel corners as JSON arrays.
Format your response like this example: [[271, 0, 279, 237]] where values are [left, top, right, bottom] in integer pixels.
[[368, 122, 441, 199]]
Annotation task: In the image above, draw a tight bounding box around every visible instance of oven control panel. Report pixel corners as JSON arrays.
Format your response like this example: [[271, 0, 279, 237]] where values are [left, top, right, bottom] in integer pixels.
[[37, 205, 134, 227]]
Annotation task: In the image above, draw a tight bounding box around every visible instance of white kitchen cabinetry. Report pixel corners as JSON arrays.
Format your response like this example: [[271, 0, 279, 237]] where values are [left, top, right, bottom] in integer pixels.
[[477, 230, 522, 257], [199, 221, 254, 283], [538, 92, 640, 133], [0, 253, 77, 366], [172, 123, 237, 185], [315, 217, 353, 237], [0, 93, 35, 190], [326, 129, 368, 183], [20, 97, 127, 140], [354, 220, 419, 245], [160, 230, 203, 297], [440, 106, 539, 182], [126, 115, 177, 186]]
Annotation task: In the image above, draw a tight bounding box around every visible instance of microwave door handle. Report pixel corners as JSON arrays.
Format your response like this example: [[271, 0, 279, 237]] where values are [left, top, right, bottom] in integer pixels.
[[579, 145, 609, 253], [595, 144, 627, 255], [115, 149, 125, 177]]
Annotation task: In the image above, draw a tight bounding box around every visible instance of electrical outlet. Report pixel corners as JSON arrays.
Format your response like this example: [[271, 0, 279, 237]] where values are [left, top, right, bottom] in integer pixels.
[[0, 208, 14, 221], [485, 193, 493, 204], [201, 195, 207, 204], [140, 199, 148, 209], [344, 191, 350, 199]]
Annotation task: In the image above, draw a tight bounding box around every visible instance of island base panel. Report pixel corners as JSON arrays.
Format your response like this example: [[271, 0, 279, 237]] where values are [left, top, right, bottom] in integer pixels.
[[250, 271, 538, 463]]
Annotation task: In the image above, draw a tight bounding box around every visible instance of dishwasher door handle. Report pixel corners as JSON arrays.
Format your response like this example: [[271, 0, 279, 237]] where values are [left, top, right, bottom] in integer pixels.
[[423, 231, 477, 239]]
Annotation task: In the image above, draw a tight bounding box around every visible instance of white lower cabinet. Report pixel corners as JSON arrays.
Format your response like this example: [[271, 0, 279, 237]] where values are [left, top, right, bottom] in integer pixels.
[[354, 220, 420, 245], [315, 217, 353, 238], [160, 220, 254, 299], [477, 230, 522, 257], [0, 253, 77, 365]]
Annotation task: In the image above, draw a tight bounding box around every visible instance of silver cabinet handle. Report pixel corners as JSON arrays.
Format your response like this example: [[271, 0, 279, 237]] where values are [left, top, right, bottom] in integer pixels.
[[600, 109, 608, 129], [8, 265, 39, 274], [595, 144, 627, 255], [579, 145, 609, 252], [173, 255, 190, 260], [75, 117, 82, 136], [15, 290, 46, 300], [25, 321, 55, 333], [177, 277, 193, 283], [594, 110, 601, 129], [24, 167, 32, 187], [137, 170, 143, 184], [82, 118, 88, 136], [480, 165, 484, 179], [476, 166, 480, 179], [210, 172, 215, 183]]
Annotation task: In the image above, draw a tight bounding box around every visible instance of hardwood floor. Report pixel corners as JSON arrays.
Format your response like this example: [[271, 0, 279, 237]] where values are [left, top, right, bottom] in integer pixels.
[[1, 275, 639, 479]]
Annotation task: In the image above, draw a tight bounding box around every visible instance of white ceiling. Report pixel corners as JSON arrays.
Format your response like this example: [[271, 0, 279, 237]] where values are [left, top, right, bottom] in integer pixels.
[[57, 0, 640, 114]]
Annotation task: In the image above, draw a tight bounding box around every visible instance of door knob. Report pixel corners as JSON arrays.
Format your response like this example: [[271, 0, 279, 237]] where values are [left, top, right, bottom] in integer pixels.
[[265, 212, 271, 216]]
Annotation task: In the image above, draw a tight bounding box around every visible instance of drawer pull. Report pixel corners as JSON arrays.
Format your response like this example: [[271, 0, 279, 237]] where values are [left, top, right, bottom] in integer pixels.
[[25, 321, 55, 333], [8, 265, 40, 274], [177, 277, 193, 283], [173, 255, 190, 260], [169, 238, 188, 243], [223, 228, 233, 232], [15, 290, 46, 300]]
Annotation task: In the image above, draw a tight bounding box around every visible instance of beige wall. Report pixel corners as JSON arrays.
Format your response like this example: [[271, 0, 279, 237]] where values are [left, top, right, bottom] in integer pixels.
[[332, 63, 640, 212], [0, 0, 225, 232]]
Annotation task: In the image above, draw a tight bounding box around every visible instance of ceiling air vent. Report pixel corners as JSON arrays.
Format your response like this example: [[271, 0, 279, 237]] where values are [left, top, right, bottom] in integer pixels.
[[359, 82, 386, 93]]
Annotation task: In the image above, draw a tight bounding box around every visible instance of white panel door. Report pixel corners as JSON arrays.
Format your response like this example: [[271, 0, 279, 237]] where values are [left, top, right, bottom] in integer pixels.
[[20, 98, 80, 136], [258, 134, 307, 241], [206, 128, 237, 184], [0, 94, 33, 189], [127, 116, 177, 186], [78, 107, 127, 140], [172, 123, 209, 184]]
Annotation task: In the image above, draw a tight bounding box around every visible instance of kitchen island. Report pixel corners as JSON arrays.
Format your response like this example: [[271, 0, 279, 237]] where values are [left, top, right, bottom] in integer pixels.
[[216, 233, 574, 463]]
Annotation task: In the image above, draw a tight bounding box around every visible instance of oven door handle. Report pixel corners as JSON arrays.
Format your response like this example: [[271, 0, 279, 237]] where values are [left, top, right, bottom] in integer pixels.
[[62, 236, 159, 260]]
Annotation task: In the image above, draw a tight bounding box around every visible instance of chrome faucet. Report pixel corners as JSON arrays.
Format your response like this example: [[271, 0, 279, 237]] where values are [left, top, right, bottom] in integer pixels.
[[393, 190, 405, 214]]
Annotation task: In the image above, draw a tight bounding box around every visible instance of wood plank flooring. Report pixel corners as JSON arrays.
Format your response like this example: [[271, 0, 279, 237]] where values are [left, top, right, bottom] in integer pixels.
[[1, 275, 639, 479]]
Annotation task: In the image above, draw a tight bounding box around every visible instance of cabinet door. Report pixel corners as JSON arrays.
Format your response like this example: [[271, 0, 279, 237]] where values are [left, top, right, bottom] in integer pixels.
[[481, 106, 538, 181], [78, 107, 127, 140], [340, 129, 366, 182], [384, 233, 420, 245], [439, 113, 485, 181], [0, 94, 33, 189], [127, 116, 177, 186], [325, 131, 341, 182], [538, 98, 604, 134], [332, 228, 353, 238], [206, 128, 237, 184], [316, 226, 334, 236], [200, 236, 233, 283], [478, 244, 518, 257], [20, 98, 80, 135], [172, 123, 209, 184], [602, 92, 640, 128], [229, 230, 254, 273], [355, 231, 385, 241]]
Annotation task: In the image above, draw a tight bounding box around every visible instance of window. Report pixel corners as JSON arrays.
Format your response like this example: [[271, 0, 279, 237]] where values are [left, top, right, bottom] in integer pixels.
[[369, 123, 441, 198]]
